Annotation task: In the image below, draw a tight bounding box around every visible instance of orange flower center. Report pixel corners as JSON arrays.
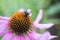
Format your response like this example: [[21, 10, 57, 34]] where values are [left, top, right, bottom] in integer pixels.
[[8, 12, 32, 34]]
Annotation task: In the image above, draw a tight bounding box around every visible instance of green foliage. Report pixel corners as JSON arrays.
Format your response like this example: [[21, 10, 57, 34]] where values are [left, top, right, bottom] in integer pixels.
[[0, 0, 60, 24], [0, 0, 50, 20]]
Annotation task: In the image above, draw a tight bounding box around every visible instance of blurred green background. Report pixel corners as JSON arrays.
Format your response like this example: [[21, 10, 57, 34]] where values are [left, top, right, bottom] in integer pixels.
[[0, 0, 60, 23], [0, 0, 60, 40]]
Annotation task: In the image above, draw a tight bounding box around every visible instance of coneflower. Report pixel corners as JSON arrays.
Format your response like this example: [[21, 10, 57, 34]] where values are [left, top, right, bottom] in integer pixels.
[[0, 8, 57, 40]]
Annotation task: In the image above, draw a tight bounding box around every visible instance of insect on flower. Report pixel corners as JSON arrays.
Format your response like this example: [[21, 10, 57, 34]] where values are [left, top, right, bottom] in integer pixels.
[[0, 8, 57, 40]]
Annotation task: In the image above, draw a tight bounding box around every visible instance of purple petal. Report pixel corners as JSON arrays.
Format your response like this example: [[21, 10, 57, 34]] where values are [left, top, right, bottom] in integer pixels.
[[38, 31, 57, 40], [1, 32, 14, 40], [0, 17, 9, 36], [47, 32, 57, 40], [34, 9, 43, 23], [0, 29, 9, 36], [12, 36, 20, 40], [0, 24, 8, 31], [0, 20, 8, 24], [12, 35, 25, 40], [49, 35, 57, 40], [33, 23, 54, 29], [0, 16, 10, 21], [0, 16, 9, 32], [38, 32, 50, 40], [25, 35, 31, 40], [0, 22, 8, 33], [0, 16, 9, 24], [27, 30, 41, 40]]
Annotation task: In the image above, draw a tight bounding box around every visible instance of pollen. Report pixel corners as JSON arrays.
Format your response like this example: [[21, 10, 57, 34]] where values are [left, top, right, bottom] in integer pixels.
[[8, 12, 32, 35]]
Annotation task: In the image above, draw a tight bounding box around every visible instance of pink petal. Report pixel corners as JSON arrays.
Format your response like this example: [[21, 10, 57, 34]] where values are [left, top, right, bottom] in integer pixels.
[[0, 20, 8, 24], [12, 36, 20, 40], [38, 31, 57, 40], [12, 35, 25, 40], [0, 21, 8, 33], [38, 32, 50, 40], [0, 16, 10, 21], [0, 16, 9, 25], [1, 32, 14, 40], [49, 35, 57, 40], [27, 30, 41, 40], [0, 24, 8, 31], [0, 22, 8, 32], [33, 23, 54, 29], [46, 32, 57, 40], [25, 35, 31, 40], [47, 32, 57, 40], [0, 16, 9, 32], [0, 29, 9, 36], [34, 9, 43, 23]]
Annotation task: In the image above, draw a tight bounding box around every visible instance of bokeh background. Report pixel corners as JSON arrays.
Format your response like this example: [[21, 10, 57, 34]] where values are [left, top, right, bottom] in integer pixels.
[[0, 0, 60, 40]]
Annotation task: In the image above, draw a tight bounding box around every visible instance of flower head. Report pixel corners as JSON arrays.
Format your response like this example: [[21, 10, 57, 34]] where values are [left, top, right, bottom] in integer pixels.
[[0, 8, 57, 40]]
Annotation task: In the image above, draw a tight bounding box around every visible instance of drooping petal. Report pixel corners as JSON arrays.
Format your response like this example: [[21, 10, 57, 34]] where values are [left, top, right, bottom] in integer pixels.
[[0, 24, 8, 36], [0, 16, 9, 24], [20, 35, 25, 40], [34, 9, 43, 23], [33, 23, 54, 29], [0, 18, 9, 34], [0, 24, 8, 31], [12, 35, 20, 40], [27, 30, 41, 40], [49, 36, 57, 40], [0, 29, 9, 36], [38, 32, 50, 40], [0, 16, 10, 21], [0, 20, 8, 24], [47, 32, 57, 40], [0, 22, 9, 33], [26, 32, 35, 40], [38, 31, 57, 40], [0, 16, 9, 33], [12, 35, 25, 40], [1, 32, 14, 40], [25, 35, 31, 40]]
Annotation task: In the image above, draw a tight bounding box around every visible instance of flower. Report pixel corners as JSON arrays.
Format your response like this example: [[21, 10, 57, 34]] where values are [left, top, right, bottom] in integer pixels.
[[0, 8, 57, 40]]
